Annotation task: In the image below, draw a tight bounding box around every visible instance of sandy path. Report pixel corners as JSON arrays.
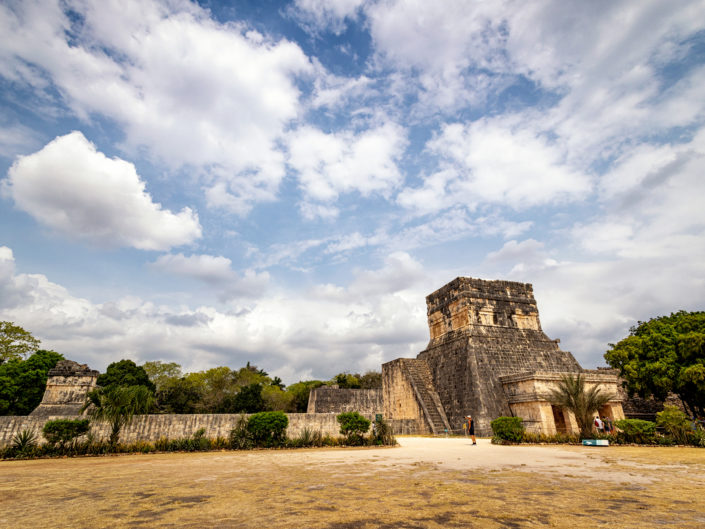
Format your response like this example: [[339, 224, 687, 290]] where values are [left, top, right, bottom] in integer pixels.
[[1, 437, 703, 528]]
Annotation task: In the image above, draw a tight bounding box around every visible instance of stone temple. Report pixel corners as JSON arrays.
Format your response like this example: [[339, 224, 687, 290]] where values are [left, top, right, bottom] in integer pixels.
[[311, 277, 625, 436]]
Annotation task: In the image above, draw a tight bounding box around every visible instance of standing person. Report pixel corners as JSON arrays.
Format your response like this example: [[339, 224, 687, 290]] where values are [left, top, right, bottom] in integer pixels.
[[594, 415, 604, 434], [466, 415, 476, 445]]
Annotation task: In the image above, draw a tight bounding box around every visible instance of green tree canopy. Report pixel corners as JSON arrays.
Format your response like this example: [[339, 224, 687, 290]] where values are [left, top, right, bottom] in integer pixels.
[[605, 311, 705, 417], [156, 376, 203, 414], [285, 380, 325, 412], [0, 321, 41, 364], [0, 350, 63, 415], [357, 371, 382, 389], [332, 373, 361, 388], [98, 359, 155, 393], [226, 383, 265, 413], [142, 360, 182, 392]]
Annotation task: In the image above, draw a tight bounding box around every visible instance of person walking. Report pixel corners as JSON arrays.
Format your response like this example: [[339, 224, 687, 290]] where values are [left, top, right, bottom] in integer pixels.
[[466, 415, 476, 445]]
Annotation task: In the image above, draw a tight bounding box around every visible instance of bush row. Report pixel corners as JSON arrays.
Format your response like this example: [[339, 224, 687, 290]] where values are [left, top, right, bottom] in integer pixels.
[[1, 412, 396, 459], [490, 408, 705, 447]]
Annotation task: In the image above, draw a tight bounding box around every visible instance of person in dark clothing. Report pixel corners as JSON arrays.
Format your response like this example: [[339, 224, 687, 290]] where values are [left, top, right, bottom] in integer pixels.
[[466, 415, 476, 445]]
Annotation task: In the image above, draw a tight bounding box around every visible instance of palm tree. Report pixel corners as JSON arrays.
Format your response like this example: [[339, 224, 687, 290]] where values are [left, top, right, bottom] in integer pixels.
[[81, 386, 155, 445], [548, 374, 614, 437]]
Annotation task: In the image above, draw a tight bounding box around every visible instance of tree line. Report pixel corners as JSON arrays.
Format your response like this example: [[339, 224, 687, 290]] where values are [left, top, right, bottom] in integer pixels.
[[1, 310, 703, 418], [0, 320, 382, 416]]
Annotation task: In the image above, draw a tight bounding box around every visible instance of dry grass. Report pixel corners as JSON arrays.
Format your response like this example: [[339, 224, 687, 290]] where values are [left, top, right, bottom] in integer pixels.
[[1, 440, 704, 528]]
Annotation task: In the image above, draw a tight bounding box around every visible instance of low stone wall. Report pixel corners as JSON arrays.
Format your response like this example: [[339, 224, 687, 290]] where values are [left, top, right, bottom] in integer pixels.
[[307, 387, 383, 414], [0, 413, 420, 447]]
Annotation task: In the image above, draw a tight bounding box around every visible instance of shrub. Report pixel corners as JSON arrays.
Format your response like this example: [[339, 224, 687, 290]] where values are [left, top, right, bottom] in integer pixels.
[[9, 429, 39, 458], [337, 412, 371, 446], [289, 427, 323, 448], [687, 429, 705, 447], [491, 416, 524, 443], [615, 419, 656, 444], [656, 406, 690, 444], [521, 431, 581, 444], [230, 415, 253, 449], [369, 416, 396, 446], [321, 434, 340, 447], [247, 411, 289, 447], [43, 419, 90, 447]]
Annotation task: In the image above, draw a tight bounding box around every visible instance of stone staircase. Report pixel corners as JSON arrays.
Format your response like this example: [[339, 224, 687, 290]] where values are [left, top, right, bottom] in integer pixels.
[[403, 359, 451, 435]]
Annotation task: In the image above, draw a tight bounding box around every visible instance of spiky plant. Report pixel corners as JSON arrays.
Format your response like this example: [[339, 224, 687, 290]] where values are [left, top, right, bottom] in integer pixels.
[[12, 428, 38, 455], [81, 385, 155, 446], [548, 374, 614, 438]]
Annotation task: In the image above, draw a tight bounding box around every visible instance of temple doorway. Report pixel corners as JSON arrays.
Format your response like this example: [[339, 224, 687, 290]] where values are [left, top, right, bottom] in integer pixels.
[[552, 405, 567, 434]]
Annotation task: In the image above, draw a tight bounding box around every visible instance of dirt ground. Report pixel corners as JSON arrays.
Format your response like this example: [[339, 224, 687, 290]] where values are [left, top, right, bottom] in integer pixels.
[[1, 437, 704, 528]]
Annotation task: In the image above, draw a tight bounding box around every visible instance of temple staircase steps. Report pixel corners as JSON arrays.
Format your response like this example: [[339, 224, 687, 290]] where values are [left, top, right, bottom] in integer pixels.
[[403, 359, 451, 435]]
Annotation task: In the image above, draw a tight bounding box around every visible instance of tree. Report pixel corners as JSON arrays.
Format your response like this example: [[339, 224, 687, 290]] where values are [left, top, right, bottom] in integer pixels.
[[226, 383, 265, 413], [156, 376, 203, 414], [142, 361, 182, 392], [0, 321, 41, 364], [548, 374, 613, 437], [336, 411, 371, 445], [285, 380, 324, 412], [332, 373, 361, 388], [0, 350, 63, 415], [358, 371, 382, 389], [655, 406, 691, 444], [82, 385, 155, 445], [605, 311, 705, 417], [187, 366, 238, 412], [98, 359, 155, 393]]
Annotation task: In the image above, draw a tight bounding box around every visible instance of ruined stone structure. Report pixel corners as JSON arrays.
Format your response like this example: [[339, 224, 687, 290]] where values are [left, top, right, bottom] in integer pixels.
[[383, 277, 624, 436], [0, 362, 414, 447], [1, 277, 628, 445], [307, 387, 382, 415], [29, 360, 99, 417]]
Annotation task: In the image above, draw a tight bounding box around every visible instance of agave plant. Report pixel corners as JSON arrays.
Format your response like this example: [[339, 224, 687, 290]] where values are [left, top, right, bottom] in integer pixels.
[[12, 428, 38, 454], [548, 374, 613, 437]]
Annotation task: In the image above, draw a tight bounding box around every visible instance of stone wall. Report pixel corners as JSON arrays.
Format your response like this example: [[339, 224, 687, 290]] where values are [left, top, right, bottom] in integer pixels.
[[307, 387, 383, 414], [0, 413, 419, 447], [382, 359, 431, 434]]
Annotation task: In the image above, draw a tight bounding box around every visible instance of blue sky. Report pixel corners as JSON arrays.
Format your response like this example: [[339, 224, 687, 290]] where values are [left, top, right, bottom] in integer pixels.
[[1, 0, 704, 382]]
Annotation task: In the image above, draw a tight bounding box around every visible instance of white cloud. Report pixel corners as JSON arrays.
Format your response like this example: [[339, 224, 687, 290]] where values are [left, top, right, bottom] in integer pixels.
[[0, 245, 429, 382], [0, 0, 313, 214], [289, 0, 366, 35], [287, 122, 407, 207], [311, 74, 374, 110], [0, 122, 42, 158], [151, 253, 269, 300], [398, 118, 591, 215], [3, 131, 202, 251], [365, 0, 510, 111]]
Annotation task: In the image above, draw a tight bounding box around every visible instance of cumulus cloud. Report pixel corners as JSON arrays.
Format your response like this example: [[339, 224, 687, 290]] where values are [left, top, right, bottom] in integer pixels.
[[151, 253, 269, 301], [287, 122, 407, 208], [398, 118, 591, 215], [0, 0, 312, 214], [3, 131, 202, 250], [0, 245, 429, 381]]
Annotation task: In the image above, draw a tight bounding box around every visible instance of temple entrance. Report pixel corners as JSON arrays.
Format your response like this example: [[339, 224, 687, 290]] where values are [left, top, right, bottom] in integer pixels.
[[552, 405, 567, 434]]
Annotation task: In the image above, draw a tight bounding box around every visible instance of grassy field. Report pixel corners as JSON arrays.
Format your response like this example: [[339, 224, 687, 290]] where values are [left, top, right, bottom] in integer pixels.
[[1, 438, 703, 528]]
